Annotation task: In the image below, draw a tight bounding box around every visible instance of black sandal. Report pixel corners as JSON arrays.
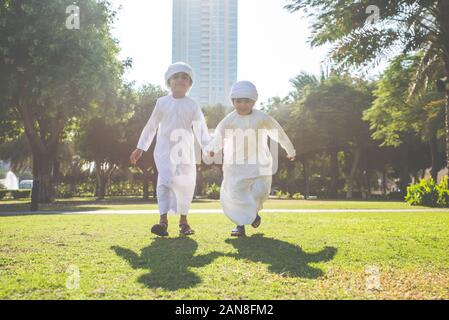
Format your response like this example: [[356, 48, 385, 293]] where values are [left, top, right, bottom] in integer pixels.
[[251, 214, 261, 228], [231, 225, 246, 237], [179, 223, 195, 236], [151, 222, 169, 237]]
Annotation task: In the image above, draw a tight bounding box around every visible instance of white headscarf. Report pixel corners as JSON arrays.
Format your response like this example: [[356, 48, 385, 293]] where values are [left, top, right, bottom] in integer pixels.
[[230, 81, 258, 101], [164, 62, 195, 84]]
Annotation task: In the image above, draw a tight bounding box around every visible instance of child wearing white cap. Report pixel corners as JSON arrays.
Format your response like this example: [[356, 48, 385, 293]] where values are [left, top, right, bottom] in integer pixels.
[[205, 81, 296, 236], [130, 62, 210, 237]]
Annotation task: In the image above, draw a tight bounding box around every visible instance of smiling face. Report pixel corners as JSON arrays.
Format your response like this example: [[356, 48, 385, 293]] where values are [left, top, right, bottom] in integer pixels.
[[168, 72, 192, 97], [232, 98, 256, 115]]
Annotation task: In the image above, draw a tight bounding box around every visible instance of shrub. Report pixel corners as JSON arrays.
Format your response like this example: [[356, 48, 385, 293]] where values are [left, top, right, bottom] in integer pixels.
[[0, 190, 7, 200], [12, 190, 31, 199], [405, 178, 449, 207], [55, 183, 73, 199], [107, 181, 143, 197], [205, 183, 220, 199], [275, 190, 291, 199], [292, 192, 303, 200]]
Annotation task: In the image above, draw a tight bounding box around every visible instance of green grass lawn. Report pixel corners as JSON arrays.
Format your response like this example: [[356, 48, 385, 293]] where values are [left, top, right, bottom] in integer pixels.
[[1, 206, 448, 299], [0, 197, 427, 213]]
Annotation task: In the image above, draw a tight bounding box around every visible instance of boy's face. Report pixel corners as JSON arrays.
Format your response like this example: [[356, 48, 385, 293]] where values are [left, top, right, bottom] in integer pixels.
[[233, 98, 255, 115], [168, 72, 192, 96]]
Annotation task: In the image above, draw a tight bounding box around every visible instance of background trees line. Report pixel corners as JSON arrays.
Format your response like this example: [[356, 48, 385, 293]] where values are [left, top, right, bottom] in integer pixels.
[[1, 0, 448, 206]]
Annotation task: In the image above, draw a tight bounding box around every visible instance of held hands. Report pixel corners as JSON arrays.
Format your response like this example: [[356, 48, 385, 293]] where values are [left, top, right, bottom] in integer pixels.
[[130, 149, 143, 165]]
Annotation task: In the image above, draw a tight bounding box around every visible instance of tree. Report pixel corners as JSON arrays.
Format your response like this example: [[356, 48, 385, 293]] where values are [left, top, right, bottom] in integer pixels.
[[123, 84, 167, 199], [285, 0, 449, 170], [299, 76, 374, 198], [0, 0, 124, 206], [77, 118, 123, 199], [363, 53, 445, 183]]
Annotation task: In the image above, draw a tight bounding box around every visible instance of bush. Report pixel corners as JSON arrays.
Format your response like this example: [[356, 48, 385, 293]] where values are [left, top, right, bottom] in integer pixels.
[[292, 192, 303, 200], [12, 190, 31, 199], [0, 190, 7, 200], [107, 181, 143, 197], [76, 182, 96, 197], [205, 183, 220, 199], [275, 190, 290, 199], [405, 178, 449, 207], [0, 189, 31, 200], [55, 183, 73, 198]]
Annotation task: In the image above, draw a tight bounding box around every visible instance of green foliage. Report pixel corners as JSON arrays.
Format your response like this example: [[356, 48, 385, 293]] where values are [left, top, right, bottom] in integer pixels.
[[107, 182, 144, 197], [54, 183, 73, 199], [405, 177, 449, 208], [0, 189, 31, 200], [205, 183, 220, 199], [275, 190, 291, 199], [292, 192, 303, 200], [55, 181, 146, 198]]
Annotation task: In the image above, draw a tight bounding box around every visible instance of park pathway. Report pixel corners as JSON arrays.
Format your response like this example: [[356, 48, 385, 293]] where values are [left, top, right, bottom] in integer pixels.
[[2, 208, 449, 215]]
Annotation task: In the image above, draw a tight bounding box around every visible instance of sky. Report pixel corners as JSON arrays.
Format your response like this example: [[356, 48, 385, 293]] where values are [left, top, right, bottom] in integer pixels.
[[109, 0, 333, 105]]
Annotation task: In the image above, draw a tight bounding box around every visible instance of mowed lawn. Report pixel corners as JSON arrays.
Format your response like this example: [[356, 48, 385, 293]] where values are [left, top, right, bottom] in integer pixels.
[[0, 197, 430, 212], [1, 199, 449, 299]]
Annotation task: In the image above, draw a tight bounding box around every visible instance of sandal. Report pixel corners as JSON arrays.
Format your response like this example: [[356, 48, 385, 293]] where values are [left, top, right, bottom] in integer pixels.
[[231, 225, 246, 237], [179, 223, 195, 236], [151, 222, 169, 237], [251, 214, 261, 228]]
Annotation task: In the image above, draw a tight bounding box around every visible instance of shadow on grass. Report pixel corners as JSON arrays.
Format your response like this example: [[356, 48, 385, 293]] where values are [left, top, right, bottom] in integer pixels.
[[111, 237, 223, 291], [225, 234, 337, 279]]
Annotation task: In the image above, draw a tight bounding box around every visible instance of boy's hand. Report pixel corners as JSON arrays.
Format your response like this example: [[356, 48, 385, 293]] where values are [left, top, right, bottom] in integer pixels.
[[130, 149, 143, 165], [286, 155, 295, 161]]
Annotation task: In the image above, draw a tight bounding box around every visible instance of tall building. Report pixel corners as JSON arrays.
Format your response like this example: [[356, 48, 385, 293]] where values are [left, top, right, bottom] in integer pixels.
[[172, 0, 238, 107]]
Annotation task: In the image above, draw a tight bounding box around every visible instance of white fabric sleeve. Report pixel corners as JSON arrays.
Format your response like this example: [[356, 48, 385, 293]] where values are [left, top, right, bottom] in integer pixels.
[[136, 99, 163, 152], [266, 115, 296, 157], [192, 105, 211, 149]]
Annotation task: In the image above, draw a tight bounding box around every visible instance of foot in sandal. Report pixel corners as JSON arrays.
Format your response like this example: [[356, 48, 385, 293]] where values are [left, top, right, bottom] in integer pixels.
[[231, 225, 246, 237], [251, 214, 261, 228], [179, 223, 195, 236], [151, 221, 169, 237]]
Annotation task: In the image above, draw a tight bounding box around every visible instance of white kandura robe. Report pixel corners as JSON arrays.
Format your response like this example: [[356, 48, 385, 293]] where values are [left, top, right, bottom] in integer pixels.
[[137, 94, 210, 215], [205, 109, 296, 226]]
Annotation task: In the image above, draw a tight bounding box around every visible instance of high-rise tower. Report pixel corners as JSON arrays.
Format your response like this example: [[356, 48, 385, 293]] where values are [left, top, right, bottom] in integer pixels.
[[172, 0, 238, 106]]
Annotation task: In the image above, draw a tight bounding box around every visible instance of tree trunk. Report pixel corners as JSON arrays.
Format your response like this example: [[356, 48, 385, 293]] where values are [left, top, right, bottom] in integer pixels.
[[382, 167, 387, 195], [196, 165, 204, 198], [399, 144, 411, 196], [301, 156, 310, 199], [362, 150, 370, 200], [142, 170, 150, 200], [151, 169, 158, 199], [446, 88, 449, 173], [95, 164, 113, 200], [430, 131, 439, 182], [329, 147, 339, 199], [32, 150, 54, 203], [346, 147, 361, 199], [437, 0, 449, 173], [95, 170, 104, 200]]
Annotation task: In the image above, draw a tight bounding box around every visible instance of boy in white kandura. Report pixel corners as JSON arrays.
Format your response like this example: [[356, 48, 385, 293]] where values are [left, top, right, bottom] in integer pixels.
[[130, 62, 210, 237], [205, 81, 296, 236]]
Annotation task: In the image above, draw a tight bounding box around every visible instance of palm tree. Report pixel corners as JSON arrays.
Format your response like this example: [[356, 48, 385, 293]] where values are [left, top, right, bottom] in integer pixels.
[[285, 0, 449, 169]]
